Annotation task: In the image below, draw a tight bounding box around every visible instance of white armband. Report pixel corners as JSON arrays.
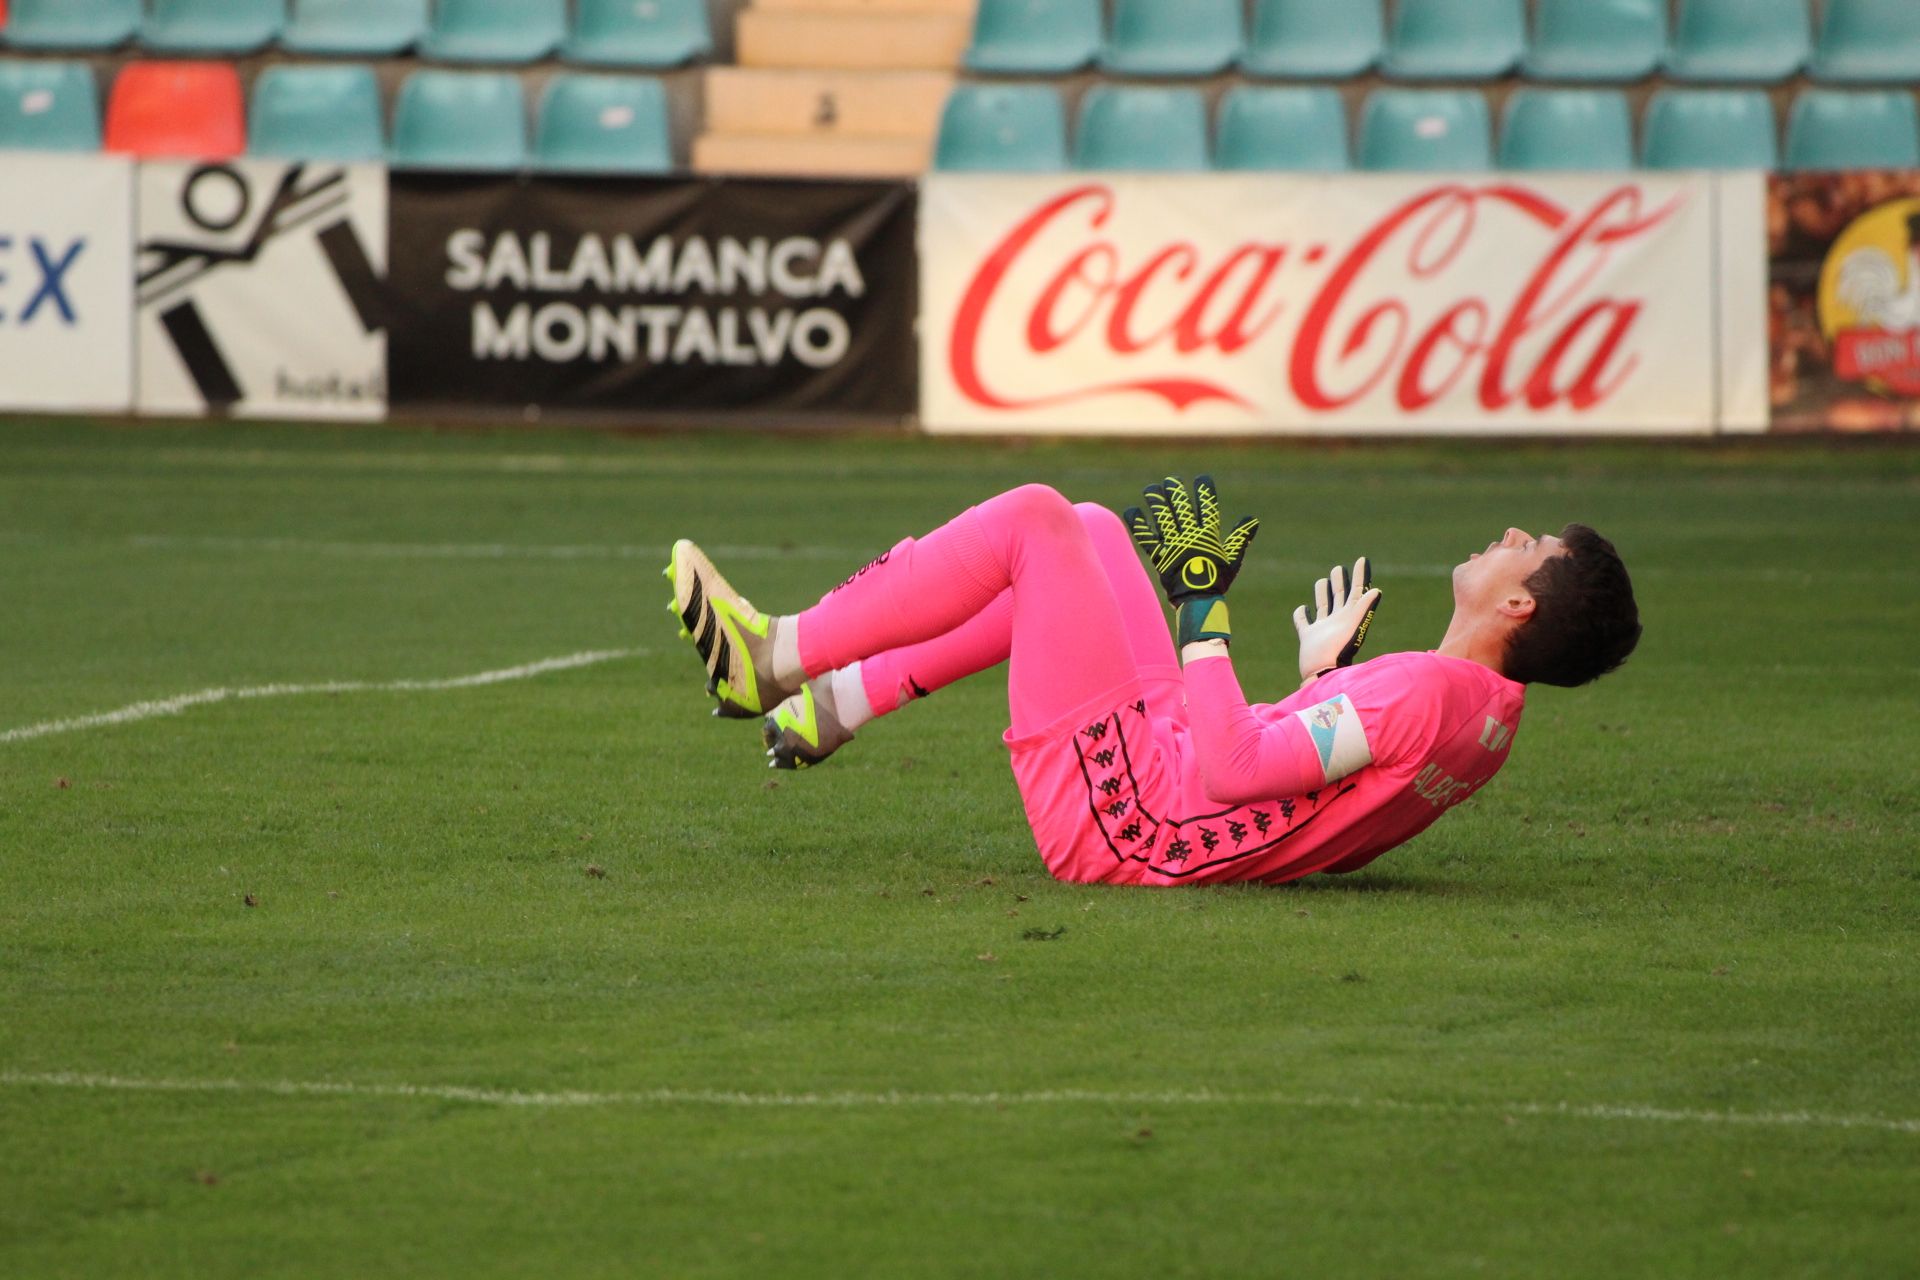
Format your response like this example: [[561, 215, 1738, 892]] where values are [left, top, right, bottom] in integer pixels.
[[1292, 693, 1374, 784]]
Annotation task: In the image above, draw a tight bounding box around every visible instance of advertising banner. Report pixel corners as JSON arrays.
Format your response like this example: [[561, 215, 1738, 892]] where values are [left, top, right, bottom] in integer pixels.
[[136, 159, 387, 420], [921, 173, 1739, 435], [387, 176, 917, 419], [1768, 171, 1920, 433], [0, 151, 133, 413]]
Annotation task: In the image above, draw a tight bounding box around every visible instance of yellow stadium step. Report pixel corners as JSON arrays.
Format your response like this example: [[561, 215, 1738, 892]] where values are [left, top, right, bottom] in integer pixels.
[[703, 67, 953, 138], [735, 7, 970, 69], [752, 0, 975, 13], [691, 130, 932, 176]]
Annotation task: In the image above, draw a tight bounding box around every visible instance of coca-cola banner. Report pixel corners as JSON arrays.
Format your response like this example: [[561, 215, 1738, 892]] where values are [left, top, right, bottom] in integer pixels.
[[1768, 172, 1920, 433], [389, 175, 916, 420], [921, 174, 1752, 435]]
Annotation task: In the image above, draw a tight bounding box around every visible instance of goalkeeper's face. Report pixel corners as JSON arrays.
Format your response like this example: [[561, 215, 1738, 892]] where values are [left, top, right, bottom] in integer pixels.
[[1454, 527, 1565, 615]]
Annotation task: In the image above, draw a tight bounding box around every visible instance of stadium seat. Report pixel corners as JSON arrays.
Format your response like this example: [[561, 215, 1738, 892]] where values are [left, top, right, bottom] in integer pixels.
[[1498, 89, 1634, 172], [1524, 0, 1665, 82], [282, 0, 427, 56], [0, 60, 100, 150], [1381, 0, 1524, 80], [1100, 0, 1241, 77], [1357, 88, 1491, 171], [1785, 89, 1920, 171], [1214, 85, 1348, 171], [965, 0, 1100, 74], [104, 60, 244, 158], [1243, 0, 1382, 79], [1074, 85, 1209, 171], [390, 69, 527, 169], [248, 63, 383, 161], [140, 0, 283, 54], [1665, 0, 1809, 83], [1640, 89, 1777, 168], [0, 0, 138, 49], [935, 82, 1068, 171], [1810, 0, 1920, 83], [535, 73, 672, 173], [421, 0, 564, 64], [564, 0, 712, 68]]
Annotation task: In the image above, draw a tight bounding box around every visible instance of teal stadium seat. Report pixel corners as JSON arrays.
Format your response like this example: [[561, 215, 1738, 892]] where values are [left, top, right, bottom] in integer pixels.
[[1498, 89, 1634, 172], [0, 61, 101, 150], [535, 74, 672, 173], [283, 0, 427, 56], [1358, 88, 1491, 171], [1785, 89, 1920, 171], [248, 64, 384, 161], [421, 0, 564, 64], [1811, 0, 1920, 83], [934, 83, 1068, 171], [390, 69, 528, 170], [965, 0, 1100, 74], [1074, 86, 1209, 171], [1381, 0, 1524, 80], [1100, 0, 1241, 77], [1524, 0, 1665, 82], [141, 0, 284, 54], [1244, 0, 1381, 79], [1215, 86, 1348, 171], [1641, 90, 1778, 168], [1666, 0, 1809, 83], [564, 0, 712, 68], [0, 0, 139, 50]]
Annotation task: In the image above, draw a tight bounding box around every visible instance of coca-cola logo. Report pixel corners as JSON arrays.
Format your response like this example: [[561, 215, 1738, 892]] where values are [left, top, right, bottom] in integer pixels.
[[947, 181, 1683, 417]]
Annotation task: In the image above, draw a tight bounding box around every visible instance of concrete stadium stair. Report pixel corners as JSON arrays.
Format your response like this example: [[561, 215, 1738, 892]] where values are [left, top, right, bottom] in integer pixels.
[[695, 0, 971, 175]]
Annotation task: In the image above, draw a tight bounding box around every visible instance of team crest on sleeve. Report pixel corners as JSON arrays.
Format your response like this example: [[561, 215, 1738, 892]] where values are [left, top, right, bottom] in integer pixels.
[[1292, 694, 1373, 784]]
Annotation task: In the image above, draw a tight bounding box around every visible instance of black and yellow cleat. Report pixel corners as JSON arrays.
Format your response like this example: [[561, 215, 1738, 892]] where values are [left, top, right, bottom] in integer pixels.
[[664, 539, 795, 718], [762, 682, 855, 770]]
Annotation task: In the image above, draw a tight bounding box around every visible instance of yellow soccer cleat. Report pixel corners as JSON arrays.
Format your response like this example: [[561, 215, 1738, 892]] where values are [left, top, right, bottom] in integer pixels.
[[761, 682, 855, 771], [666, 539, 794, 718]]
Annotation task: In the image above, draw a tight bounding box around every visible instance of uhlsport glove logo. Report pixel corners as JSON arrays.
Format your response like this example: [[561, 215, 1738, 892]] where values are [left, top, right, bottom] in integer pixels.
[[1180, 558, 1220, 592]]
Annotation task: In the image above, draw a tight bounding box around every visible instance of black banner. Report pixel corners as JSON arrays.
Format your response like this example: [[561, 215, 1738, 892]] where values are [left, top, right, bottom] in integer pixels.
[[388, 175, 917, 420]]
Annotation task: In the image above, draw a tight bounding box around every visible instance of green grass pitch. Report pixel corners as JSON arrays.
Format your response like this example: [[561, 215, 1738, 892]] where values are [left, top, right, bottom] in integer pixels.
[[1, 419, 1914, 1278]]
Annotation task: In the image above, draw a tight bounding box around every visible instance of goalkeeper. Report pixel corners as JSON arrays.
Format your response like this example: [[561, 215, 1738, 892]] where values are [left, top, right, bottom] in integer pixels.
[[666, 478, 1639, 886]]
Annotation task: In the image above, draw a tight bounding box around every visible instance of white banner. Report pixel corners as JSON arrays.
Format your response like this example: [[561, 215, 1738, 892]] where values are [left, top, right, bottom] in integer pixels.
[[0, 151, 134, 413], [921, 173, 1753, 435], [137, 160, 387, 420]]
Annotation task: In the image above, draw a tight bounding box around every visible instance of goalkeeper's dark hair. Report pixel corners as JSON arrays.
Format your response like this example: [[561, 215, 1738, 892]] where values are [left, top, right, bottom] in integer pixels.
[[1503, 524, 1641, 688]]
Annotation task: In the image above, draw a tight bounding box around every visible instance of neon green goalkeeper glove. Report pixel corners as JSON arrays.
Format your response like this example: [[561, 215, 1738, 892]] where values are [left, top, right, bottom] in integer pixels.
[[1293, 557, 1381, 681], [1124, 474, 1259, 648]]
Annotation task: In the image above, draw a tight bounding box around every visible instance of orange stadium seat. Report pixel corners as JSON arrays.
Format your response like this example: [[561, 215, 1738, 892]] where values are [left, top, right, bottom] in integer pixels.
[[104, 60, 244, 158]]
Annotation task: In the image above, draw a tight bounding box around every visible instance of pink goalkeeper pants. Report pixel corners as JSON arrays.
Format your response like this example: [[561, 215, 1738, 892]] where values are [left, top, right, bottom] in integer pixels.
[[796, 485, 1183, 737]]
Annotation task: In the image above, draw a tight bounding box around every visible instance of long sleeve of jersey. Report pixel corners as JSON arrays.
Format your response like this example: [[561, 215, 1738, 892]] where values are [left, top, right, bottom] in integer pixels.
[[1180, 654, 1339, 807]]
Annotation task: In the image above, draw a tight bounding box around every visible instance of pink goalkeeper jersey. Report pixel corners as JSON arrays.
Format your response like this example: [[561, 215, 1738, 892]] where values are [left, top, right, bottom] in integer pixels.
[[1026, 650, 1527, 886]]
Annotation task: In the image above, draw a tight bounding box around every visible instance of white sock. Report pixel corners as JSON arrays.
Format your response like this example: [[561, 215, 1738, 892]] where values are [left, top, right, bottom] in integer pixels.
[[825, 662, 874, 732], [770, 615, 805, 688]]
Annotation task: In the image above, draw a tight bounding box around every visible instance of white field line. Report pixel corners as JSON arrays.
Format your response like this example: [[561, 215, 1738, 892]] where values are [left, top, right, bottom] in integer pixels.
[[1, 1070, 1914, 1136], [5, 530, 1907, 586], [120, 535, 865, 563], [13, 530, 1453, 577], [0, 649, 641, 746]]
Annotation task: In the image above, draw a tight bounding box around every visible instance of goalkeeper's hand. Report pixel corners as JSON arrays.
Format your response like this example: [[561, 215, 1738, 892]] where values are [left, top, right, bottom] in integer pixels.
[[1293, 557, 1381, 681], [1124, 474, 1259, 649]]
